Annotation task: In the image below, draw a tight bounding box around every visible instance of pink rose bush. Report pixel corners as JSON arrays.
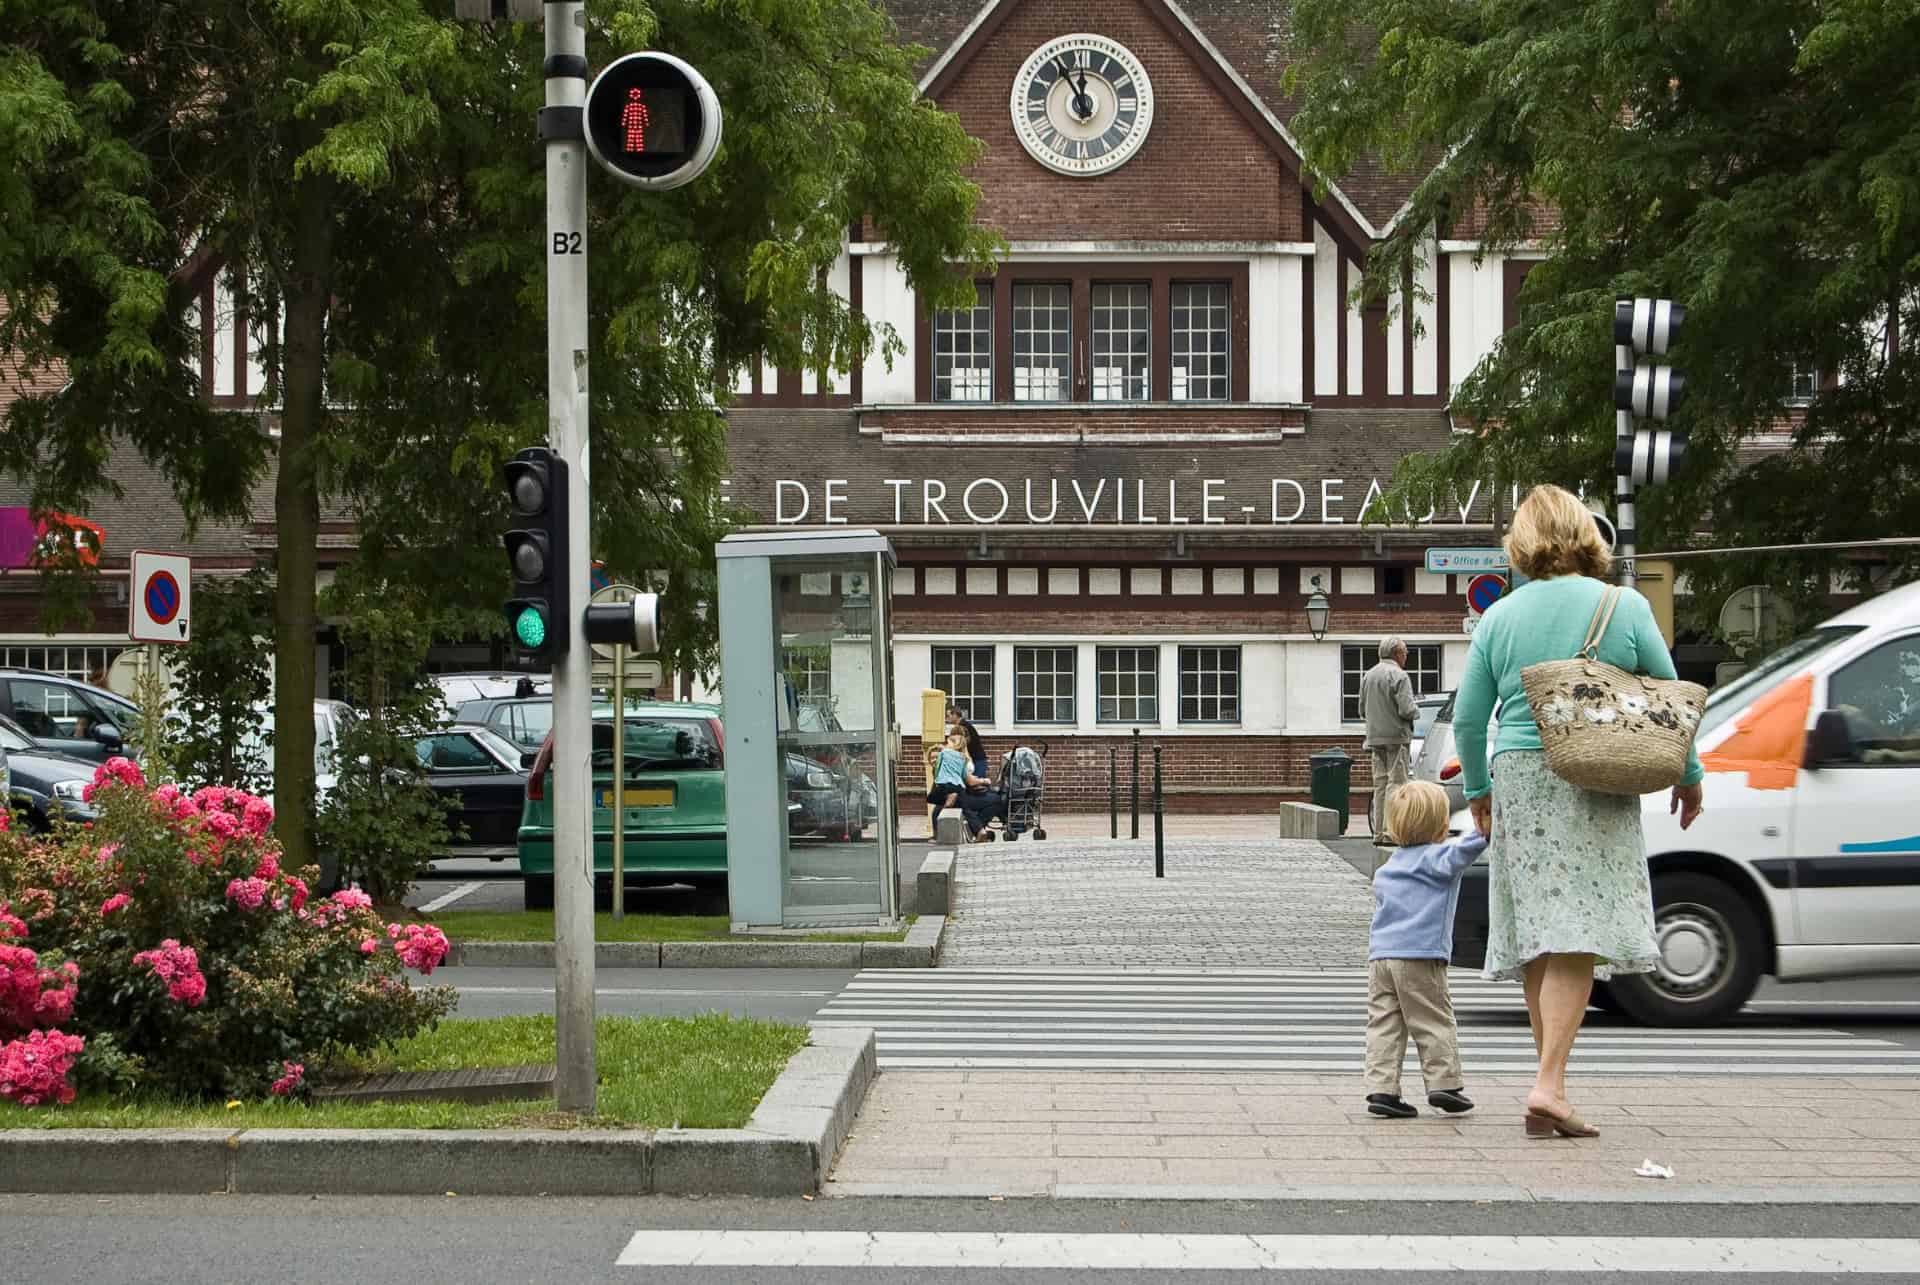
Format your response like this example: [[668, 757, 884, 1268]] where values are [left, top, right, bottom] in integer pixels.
[[0, 758, 455, 1105]]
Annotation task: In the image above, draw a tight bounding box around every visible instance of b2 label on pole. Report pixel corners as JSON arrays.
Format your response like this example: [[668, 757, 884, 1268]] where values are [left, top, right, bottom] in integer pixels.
[[584, 52, 722, 191]]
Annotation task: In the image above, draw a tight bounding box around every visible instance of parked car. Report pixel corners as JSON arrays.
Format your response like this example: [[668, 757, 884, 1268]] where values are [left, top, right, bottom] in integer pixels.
[[0, 669, 139, 762], [239, 700, 360, 808], [785, 750, 880, 841], [1410, 692, 1497, 815], [517, 702, 727, 909], [1409, 692, 1450, 762], [432, 672, 550, 709], [451, 695, 553, 753], [413, 724, 530, 858], [1451, 579, 1920, 1026], [0, 712, 97, 830]]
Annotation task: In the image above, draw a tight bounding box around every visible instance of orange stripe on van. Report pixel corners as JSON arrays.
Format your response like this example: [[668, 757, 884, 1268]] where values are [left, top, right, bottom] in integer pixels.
[[1699, 672, 1813, 790]]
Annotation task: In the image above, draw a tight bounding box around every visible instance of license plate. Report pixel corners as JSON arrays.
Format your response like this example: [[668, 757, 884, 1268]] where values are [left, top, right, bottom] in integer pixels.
[[597, 786, 675, 809]]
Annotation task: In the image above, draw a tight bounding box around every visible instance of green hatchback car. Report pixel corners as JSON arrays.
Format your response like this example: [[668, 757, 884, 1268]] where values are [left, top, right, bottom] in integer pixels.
[[516, 702, 727, 909]]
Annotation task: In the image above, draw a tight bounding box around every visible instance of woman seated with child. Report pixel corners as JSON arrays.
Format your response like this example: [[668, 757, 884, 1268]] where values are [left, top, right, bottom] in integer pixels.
[[927, 727, 1001, 842]]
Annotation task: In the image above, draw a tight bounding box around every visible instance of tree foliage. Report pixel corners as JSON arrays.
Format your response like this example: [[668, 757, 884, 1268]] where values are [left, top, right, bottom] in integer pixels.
[[166, 570, 276, 794], [1286, 0, 1920, 629], [0, 0, 996, 867]]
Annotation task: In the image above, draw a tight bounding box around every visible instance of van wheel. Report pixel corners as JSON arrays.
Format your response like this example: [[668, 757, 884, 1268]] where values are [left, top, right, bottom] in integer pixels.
[[522, 874, 554, 911], [1609, 872, 1763, 1028]]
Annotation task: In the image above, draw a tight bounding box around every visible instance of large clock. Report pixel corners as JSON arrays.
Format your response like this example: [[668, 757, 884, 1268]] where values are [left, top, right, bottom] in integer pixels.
[[1010, 34, 1155, 177]]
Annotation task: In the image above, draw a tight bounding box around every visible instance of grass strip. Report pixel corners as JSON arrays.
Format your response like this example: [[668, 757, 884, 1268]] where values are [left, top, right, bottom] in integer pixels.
[[0, 1013, 810, 1131]]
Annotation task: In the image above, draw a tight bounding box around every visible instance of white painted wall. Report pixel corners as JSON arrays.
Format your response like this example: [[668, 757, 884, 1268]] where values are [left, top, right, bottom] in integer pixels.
[[1276, 256, 1305, 403], [1447, 251, 1506, 397], [1312, 224, 1339, 398], [861, 253, 915, 402], [1414, 233, 1440, 397], [1344, 255, 1364, 396], [1386, 280, 1405, 397], [1248, 254, 1284, 402], [827, 249, 852, 396]]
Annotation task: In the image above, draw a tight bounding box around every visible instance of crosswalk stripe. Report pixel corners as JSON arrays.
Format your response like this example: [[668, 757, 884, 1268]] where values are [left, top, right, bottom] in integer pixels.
[[816, 968, 1917, 1075], [615, 1231, 1920, 1272]]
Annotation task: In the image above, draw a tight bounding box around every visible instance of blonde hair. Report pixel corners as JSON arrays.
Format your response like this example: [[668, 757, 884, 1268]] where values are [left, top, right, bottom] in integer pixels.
[[1386, 780, 1452, 847], [1504, 484, 1612, 581], [945, 728, 967, 749]]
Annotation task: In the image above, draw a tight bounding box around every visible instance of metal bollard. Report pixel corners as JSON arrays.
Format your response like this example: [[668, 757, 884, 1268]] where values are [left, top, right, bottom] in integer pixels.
[[1152, 744, 1164, 878], [1130, 728, 1141, 840], [1109, 747, 1118, 839]]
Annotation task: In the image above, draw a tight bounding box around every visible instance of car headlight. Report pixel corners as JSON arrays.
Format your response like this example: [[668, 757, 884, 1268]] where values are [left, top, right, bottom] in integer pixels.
[[806, 770, 834, 789], [53, 780, 88, 802]]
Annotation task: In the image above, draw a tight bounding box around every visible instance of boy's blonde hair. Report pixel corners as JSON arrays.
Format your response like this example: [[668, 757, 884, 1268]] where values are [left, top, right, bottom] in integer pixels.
[[1386, 780, 1451, 847], [945, 728, 967, 748]]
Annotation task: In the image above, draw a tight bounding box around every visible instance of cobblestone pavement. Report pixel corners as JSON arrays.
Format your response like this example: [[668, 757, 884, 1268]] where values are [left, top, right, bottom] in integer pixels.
[[940, 837, 1374, 968], [828, 1071, 1920, 1198]]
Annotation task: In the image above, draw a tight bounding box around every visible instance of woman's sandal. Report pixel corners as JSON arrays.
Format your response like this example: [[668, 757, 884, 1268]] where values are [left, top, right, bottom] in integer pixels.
[[1524, 1106, 1601, 1139]]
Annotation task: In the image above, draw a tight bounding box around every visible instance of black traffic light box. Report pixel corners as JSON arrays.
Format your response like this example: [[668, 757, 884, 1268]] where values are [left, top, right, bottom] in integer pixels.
[[503, 446, 569, 658]]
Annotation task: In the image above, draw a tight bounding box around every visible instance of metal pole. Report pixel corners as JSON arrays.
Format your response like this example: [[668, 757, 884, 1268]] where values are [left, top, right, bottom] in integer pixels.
[[1152, 745, 1164, 878], [1130, 728, 1140, 840], [144, 643, 162, 780], [545, 1, 595, 1114], [612, 644, 625, 921], [1616, 344, 1638, 591], [1108, 747, 1117, 839]]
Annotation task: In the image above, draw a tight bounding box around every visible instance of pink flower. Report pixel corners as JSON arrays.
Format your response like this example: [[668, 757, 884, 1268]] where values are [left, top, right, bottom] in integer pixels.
[[95, 841, 122, 868], [391, 923, 450, 975], [1, 947, 78, 1034], [358, 938, 377, 955], [205, 810, 240, 840], [0, 907, 24, 942], [131, 939, 206, 1008], [100, 893, 131, 916], [241, 798, 275, 837], [332, 888, 373, 912], [0, 1029, 85, 1107], [88, 756, 146, 796], [268, 1060, 305, 1097], [285, 877, 309, 914], [253, 853, 280, 882], [225, 877, 269, 911]]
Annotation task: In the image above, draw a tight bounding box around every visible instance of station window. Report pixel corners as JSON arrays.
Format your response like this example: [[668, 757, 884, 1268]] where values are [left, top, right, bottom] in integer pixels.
[[1341, 644, 1444, 722], [1090, 282, 1150, 401], [1097, 646, 1158, 724], [1012, 283, 1073, 401], [1178, 645, 1240, 724], [933, 645, 995, 725], [1014, 646, 1076, 724], [932, 282, 993, 402], [1171, 282, 1230, 402]]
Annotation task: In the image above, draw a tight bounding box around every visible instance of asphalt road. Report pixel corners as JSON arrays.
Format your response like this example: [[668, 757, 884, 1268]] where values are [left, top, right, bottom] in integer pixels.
[[5, 1194, 1915, 1283]]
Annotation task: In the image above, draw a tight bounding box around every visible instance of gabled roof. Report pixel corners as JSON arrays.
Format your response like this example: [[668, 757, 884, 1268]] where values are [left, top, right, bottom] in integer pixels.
[[888, 0, 1421, 239]]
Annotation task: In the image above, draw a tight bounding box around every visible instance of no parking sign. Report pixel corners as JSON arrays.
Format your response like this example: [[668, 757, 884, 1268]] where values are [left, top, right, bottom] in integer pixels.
[[1464, 572, 1507, 616], [130, 550, 192, 644]]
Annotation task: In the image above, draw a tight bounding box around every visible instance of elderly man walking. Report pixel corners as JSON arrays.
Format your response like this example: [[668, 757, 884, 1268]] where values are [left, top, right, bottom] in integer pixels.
[[1361, 636, 1421, 845]]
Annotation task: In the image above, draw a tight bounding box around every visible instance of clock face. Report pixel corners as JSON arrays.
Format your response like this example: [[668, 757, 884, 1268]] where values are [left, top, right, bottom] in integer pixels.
[[1010, 34, 1155, 177]]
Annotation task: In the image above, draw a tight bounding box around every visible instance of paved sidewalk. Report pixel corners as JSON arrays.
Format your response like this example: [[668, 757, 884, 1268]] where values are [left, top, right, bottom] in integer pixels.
[[829, 1071, 1920, 1199], [940, 838, 1374, 968]]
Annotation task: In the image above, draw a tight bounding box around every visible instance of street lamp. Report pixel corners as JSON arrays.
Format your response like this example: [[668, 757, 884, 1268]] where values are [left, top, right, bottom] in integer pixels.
[[1305, 575, 1331, 641]]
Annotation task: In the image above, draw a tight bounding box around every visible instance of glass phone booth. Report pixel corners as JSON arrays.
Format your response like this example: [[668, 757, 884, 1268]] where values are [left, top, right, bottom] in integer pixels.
[[714, 530, 899, 928]]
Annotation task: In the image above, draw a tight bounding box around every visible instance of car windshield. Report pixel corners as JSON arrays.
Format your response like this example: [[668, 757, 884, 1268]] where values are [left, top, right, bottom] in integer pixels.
[[590, 717, 722, 773], [0, 716, 33, 754], [1696, 626, 1867, 739], [1413, 698, 1446, 741]]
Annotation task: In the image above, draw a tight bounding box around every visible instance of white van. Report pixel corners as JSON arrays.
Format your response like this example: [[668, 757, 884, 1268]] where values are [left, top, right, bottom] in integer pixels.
[[1452, 578, 1920, 1026]]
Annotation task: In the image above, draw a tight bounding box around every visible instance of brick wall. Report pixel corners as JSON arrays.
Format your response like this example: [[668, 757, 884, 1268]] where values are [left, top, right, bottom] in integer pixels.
[[895, 731, 1376, 814], [911, 0, 1300, 243], [864, 407, 1308, 438]]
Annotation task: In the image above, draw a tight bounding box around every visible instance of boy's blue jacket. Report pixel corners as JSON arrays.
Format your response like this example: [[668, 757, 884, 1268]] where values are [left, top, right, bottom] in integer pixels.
[[1368, 831, 1489, 962]]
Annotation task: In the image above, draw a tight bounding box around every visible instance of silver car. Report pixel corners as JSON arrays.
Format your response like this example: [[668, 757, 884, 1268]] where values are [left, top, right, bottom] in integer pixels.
[[1410, 691, 1498, 814]]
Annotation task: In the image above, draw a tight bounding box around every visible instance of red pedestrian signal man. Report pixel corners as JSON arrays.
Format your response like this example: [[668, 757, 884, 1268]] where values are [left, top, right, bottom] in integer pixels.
[[621, 88, 650, 154]]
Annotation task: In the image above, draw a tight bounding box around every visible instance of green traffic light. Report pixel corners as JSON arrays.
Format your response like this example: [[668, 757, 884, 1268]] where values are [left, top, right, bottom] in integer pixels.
[[514, 606, 548, 649]]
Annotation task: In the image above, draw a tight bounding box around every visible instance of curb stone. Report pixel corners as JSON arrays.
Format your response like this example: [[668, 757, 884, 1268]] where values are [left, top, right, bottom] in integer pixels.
[[0, 1027, 875, 1197], [445, 924, 943, 969]]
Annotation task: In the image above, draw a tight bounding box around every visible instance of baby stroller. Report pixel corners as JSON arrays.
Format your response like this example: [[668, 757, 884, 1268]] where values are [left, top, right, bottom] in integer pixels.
[[995, 743, 1048, 841]]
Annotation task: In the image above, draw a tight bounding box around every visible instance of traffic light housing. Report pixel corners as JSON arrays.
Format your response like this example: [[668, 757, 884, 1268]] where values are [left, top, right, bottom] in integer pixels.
[[1613, 296, 1688, 486], [582, 52, 723, 191], [503, 447, 569, 658]]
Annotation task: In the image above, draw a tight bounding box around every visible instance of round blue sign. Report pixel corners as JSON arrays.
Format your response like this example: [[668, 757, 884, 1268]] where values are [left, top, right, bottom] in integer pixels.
[[144, 570, 181, 626], [1466, 573, 1507, 614]]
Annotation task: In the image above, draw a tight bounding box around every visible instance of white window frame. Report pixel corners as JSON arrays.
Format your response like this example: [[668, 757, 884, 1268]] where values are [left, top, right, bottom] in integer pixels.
[[1090, 281, 1150, 402], [1341, 644, 1445, 722], [933, 645, 996, 725], [1096, 645, 1158, 724], [1014, 645, 1076, 724], [933, 283, 993, 403], [1171, 281, 1230, 403], [1012, 282, 1072, 402], [1178, 644, 1241, 724], [0, 642, 130, 686]]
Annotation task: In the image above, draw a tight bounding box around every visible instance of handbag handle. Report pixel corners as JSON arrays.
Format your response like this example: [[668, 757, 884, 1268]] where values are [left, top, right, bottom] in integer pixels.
[[1579, 586, 1624, 661]]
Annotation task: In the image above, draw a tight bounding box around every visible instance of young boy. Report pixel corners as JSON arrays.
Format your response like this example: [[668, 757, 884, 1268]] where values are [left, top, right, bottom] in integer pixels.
[[926, 728, 969, 818], [1364, 779, 1488, 1119]]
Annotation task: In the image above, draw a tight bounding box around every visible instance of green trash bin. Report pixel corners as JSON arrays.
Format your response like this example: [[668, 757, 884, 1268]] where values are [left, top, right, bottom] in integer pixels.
[[1309, 747, 1352, 835]]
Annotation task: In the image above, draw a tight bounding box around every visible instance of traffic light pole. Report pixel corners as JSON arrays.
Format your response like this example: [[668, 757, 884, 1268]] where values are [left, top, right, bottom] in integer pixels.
[[544, 0, 596, 1115], [1614, 352, 1637, 592]]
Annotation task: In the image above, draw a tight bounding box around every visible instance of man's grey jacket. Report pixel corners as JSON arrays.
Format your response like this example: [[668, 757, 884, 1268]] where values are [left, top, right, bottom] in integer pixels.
[[1360, 661, 1420, 749]]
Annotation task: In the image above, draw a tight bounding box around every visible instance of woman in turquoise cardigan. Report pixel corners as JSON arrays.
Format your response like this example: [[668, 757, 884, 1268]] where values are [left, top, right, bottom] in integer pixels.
[[1454, 485, 1705, 1140]]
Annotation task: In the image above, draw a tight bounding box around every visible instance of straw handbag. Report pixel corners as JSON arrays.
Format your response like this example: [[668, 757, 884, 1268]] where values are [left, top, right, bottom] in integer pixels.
[[1519, 585, 1708, 795]]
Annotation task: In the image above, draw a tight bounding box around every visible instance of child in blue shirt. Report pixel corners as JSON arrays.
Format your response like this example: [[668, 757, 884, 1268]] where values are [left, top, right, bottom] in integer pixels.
[[926, 729, 969, 817], [1364, 779, 1488, 1119]]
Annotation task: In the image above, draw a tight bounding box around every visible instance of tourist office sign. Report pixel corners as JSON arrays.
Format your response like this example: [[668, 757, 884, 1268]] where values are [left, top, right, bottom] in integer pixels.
[[752, 475, 1531, 528], [1425, 547, 1510, 574]]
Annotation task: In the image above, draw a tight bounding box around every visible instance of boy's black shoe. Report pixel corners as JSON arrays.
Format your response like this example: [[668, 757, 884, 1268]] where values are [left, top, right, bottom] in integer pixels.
[[1427, 1089, 1474, 1114], [1366, 1093, 1417, 1119]]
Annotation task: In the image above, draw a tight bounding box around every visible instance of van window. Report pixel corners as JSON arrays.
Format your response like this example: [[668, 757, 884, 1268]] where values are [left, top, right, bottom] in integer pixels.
[[1828, 635, 1920, 763], [1697, 626, 1866, 739], [590, 718, 722, 772]]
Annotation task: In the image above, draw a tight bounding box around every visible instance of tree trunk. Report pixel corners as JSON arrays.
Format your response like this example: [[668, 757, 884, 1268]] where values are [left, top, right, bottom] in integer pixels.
[[272, 170, 334, 876]]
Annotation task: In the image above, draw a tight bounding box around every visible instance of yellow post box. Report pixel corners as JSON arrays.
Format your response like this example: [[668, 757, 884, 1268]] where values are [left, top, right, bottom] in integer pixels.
[[920, 688, 948, 837], [1638, 559, 1677, 647]]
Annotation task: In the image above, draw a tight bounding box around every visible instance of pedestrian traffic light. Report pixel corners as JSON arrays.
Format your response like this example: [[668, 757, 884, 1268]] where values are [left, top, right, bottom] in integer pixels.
[[582, 52, 723, 191], [1613, 296, 1688, 486], [502, 447, 569, 658]]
